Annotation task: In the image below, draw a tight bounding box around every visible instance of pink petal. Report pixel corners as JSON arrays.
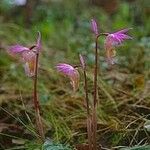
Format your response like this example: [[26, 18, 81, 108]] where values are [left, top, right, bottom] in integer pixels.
[[56, 63, 75, 76], [116, 28, 132, 34], [109, 35, 122, 45], [21, 51, 36, 62], [107, 29, 132, 46], [56, 63, 80, 92], [104, 28, 132, 65], [9, 45, 29, 54], [115, 34, 132, 40], [91, 19, 99, 36]]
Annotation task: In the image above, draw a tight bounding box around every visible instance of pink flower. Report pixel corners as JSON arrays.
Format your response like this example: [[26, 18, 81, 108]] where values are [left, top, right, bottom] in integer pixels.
[[56, 63, 80, 92], [9, 45, 29, 54], [91, 19, 99, 36], [106, 28, 132, 46], [8, 32, 41, 77], [105, 28, 132, 65]]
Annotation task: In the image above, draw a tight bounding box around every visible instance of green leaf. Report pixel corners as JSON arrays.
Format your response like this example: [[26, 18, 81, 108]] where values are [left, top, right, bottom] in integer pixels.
[[42, 139, 72, 150]]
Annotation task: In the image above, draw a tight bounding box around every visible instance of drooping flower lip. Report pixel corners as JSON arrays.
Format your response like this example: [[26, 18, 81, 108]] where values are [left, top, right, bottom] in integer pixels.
[[24, 60, 36, 77], [91, 19, 99, 36], [56, 63, 80, 92], [107, 28, 132, 46], [21, 50, 36, 77]]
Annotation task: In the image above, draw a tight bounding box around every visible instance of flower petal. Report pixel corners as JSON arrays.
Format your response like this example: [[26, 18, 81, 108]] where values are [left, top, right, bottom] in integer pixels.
[[104, 28, 132, 65], [108, 28, 132, 46], [56, 63, 75, 76], [91, 19, 99, 36], [9, 45, 29, 54], [21, 51, 36, 62], [56, 63, 80, 92], [116, 28, 132, 34]]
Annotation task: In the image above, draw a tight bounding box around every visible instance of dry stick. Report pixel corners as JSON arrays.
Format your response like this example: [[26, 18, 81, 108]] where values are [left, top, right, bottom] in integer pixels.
[[83, 66, 92, 150], [92, 36, 99, 150], [33, 52, 45, 140]]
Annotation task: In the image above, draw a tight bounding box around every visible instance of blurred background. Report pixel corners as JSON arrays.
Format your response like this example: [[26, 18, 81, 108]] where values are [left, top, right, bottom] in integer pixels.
[[0, 0, 150, 149]]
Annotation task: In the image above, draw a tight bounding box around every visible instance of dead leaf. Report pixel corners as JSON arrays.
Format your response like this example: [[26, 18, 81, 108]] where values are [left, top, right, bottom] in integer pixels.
[[12, 139, 25, 145]]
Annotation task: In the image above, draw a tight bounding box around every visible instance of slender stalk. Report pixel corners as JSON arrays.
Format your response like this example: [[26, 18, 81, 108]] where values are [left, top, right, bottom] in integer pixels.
[[91, 33, 108, 150], [79, 54, 93, 149], [93, 35, 99, 107], [83, 69, 90, 116], [33, 52, 44, 140], [83, 67, 92, 150], [92, 36, 99, 150]]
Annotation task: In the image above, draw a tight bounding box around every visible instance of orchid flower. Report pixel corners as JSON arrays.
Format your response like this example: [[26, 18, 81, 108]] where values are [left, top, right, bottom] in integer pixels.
[[56, 63, 80, 92], [8, 32, 41, 77], [105, 28, 132, 65], [91, 19, 99, 36]]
